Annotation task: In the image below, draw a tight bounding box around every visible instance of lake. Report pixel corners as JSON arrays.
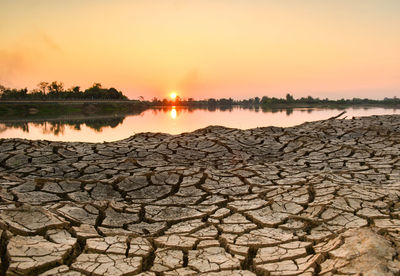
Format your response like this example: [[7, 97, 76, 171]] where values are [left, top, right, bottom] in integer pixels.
[[0, 106, 399, 142]]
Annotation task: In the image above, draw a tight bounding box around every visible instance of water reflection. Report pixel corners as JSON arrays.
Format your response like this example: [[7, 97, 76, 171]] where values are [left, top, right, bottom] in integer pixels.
[[170, 107, 177, 119], [150, 106, 303, 116], [0, 106, 398, 142], [0, 116, 125, 136]]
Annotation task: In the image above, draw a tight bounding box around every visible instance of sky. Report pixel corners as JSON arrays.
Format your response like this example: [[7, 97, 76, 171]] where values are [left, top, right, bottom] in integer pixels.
[[0, 0, 399, 100]]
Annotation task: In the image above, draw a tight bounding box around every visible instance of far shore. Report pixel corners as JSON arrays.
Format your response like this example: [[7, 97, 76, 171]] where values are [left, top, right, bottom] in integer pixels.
[[0, 99, 399, 120]]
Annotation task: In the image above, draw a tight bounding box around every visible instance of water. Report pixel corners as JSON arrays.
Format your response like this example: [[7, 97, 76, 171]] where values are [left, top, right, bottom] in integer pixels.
[[0, 106, 399, 142]]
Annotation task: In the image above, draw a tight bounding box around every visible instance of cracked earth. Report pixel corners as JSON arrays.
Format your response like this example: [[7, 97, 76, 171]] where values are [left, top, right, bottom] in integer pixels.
[[1, 115, 400, 275]]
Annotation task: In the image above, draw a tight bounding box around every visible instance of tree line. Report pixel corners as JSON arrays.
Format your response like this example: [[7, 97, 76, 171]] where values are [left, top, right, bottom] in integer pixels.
[[0, 82, 127, 100], [147, 93, 400, 108], [1, 82, 399, 108]]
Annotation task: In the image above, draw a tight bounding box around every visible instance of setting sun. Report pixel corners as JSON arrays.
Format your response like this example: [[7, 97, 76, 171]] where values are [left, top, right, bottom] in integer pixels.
[[170, 92, 178, 100]]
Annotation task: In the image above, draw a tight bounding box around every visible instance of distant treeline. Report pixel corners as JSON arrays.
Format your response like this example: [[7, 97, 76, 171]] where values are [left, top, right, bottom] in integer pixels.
[[148, 93, 400, 108], [0, 82, 127, 100]]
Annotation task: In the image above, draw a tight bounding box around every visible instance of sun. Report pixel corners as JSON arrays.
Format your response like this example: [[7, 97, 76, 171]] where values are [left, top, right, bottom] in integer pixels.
[[169, 91, 178, 100]]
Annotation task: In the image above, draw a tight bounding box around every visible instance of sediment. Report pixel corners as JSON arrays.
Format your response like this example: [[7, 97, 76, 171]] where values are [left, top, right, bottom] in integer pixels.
[[1, 114, 400, 275]]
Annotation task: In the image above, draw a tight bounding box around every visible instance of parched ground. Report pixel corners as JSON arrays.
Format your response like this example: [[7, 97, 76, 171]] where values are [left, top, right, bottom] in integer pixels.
[[1, 115, 400, 275]]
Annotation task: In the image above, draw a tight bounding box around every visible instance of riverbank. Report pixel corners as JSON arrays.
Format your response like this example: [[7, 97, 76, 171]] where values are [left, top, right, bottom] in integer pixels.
[[1, 100, 399, 121], [0, 100, 148, 120], [0, 114, 400, 275]]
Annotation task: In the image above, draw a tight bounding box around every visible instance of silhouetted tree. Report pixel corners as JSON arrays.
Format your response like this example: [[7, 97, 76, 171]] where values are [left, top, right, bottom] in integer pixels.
[[48, 81, 64, 94], [286, 93, 294, 102], [0, 84, 6, 93], [72, 86, 80, 93], [38, 82, 49, 95]]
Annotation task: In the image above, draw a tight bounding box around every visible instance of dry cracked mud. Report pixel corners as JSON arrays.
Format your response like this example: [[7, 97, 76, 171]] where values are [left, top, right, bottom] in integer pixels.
[[1, 114, 400, 275]]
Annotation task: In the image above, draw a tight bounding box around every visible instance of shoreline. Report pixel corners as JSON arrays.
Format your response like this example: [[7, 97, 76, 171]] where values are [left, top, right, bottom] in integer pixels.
[[0, 100, 399, 120]]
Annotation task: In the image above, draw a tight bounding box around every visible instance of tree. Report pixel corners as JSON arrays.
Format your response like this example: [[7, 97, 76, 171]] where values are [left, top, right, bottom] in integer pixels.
[[261, 96, 270, 105], [72, 86, 80, 93], [47, 81, 64, 94], [286, 93, 294, 102], [84, 83, 102, 99], [92, 83, 102, 89], [20, 88, 28, 97], [38, 82, 49, 94], [208, 98, 217, 105], [108, 88, 121, 99]]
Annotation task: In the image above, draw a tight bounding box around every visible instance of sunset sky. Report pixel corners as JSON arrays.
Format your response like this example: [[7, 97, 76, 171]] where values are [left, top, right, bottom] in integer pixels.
[[1, 0, 399, 100]]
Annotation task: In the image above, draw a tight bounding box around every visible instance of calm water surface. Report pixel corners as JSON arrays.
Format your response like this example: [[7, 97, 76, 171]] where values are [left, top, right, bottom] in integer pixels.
[[0, 107, 399, 142]]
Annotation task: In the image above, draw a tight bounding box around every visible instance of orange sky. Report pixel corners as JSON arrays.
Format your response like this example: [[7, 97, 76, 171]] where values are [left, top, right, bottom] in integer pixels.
[[1, 0, 399, 100]]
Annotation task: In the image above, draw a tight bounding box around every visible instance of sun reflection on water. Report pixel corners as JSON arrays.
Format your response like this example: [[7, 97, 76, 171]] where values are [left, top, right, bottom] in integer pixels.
[[170, 106, 177, 119]]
